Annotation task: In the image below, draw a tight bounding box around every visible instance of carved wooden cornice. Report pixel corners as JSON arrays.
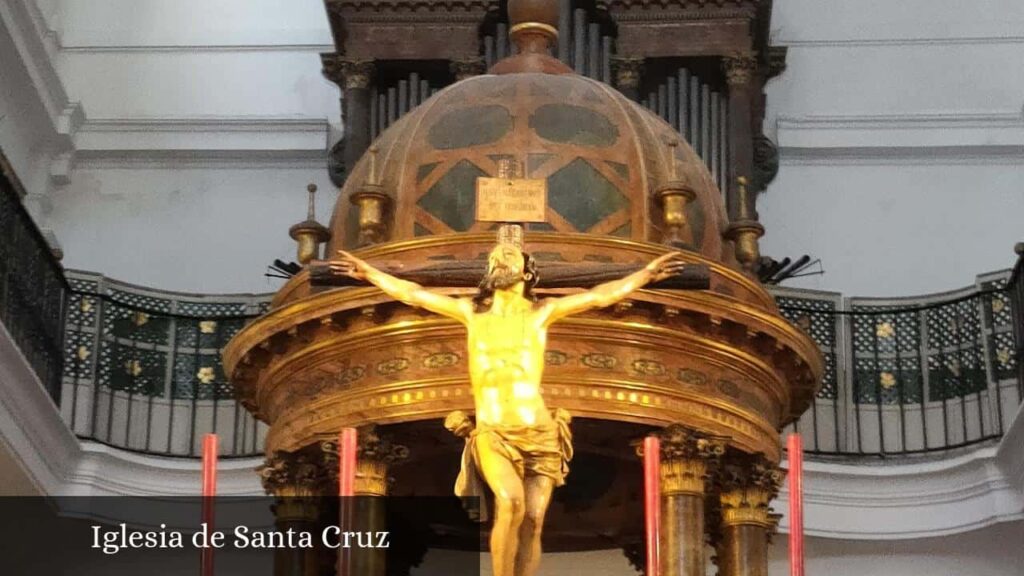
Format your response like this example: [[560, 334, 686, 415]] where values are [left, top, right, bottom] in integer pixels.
[[328, 0, 497, 9], [600, 0, 763, 9], [326, 0, 498, 22], [601, 0, 762, 20]]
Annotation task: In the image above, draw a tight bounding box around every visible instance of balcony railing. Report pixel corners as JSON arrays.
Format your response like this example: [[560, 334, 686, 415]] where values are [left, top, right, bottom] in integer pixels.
[[60, 271, 269, 457], [777, 268, 1021, 457], [0, 159, 67, 404], [53, 266, 1022, 459]]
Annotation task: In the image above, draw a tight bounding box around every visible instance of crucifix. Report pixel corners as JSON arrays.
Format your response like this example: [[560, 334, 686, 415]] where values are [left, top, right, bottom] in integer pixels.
[[323, 159, 702, 576]]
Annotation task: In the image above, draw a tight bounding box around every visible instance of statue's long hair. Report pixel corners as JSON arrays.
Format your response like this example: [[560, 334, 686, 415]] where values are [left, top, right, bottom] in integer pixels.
[[473, 252, 539, 312]]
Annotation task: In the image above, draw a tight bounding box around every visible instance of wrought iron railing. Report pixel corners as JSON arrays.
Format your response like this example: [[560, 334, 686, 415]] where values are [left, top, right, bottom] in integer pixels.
[[1010, 244, 1024, 391], [52, 267, 1021, 459], [0, 159, 68, 403], [777, 269, 1022, 457], [60, 271, 270, 457]]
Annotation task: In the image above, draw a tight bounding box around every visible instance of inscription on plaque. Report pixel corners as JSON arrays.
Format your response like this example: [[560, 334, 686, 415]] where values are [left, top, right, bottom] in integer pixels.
[[475, 177, 548, 222]]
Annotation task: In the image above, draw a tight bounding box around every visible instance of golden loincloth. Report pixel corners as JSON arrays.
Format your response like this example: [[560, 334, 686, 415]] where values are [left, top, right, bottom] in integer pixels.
[[445, 409, 573, 522]]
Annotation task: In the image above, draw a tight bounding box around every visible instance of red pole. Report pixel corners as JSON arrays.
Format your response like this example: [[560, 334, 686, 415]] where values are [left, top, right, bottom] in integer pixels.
[[643, 435, 661, 576], [338, 428, 358, 576], [787, 433, 805, 576], [201, 433, 217, 576], [339, 428, 357, 497]]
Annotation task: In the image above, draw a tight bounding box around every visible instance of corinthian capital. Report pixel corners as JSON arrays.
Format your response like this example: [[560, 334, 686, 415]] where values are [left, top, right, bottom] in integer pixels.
[[722, 53, 758, 86], [717, 454, 784, 528], [450, 58, 486, 81], [612, 57, 644, 89], [258, 449, 331, 497], [321, 54, 375, 90], [657, 425, 728, 496]]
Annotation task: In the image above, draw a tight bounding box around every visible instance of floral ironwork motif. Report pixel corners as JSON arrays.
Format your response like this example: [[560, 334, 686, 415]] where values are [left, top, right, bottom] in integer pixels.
[[875, 321, 894, 339], [125, 359, 143, 376], [197, 366, 217, 384], [879, 372, 896, 389]]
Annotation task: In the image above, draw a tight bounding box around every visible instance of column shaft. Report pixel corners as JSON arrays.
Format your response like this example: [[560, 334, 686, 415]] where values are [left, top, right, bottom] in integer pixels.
[[662, 491, 705, 576], [718, 524, 768, 576], [344, 85, 372, 175], [656, 425, 726, 576], [273, 498, 321, 576]]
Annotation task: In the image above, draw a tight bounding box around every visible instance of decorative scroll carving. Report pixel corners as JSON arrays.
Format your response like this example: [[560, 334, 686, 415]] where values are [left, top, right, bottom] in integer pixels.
[[751, 134, 779, 192]]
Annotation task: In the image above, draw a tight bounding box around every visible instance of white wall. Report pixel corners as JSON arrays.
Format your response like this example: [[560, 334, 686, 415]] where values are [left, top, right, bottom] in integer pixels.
[[12, 0, 343, 292], [0, 0, 75, 202], [763, 0, 1024, 296], [49, 164, 337, 293]]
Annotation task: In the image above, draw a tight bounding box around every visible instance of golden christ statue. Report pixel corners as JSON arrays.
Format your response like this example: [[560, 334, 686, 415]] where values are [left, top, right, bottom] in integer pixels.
[[330, 243, 685, 576]]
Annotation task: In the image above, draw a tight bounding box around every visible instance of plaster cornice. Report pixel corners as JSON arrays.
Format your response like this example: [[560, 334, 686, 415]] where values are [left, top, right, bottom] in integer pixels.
[[0, 0, 84, 146]]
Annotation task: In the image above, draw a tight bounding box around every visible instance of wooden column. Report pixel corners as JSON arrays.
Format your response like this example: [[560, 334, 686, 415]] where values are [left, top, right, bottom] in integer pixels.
[[342, 60, 376, 176], [658, 426, 725, 576], [722, 54, 764, 272], [715, 458, 783, 576], [612, 57, 644, 102], [722, 54, 758, 220], [259, 450, 331, 576]]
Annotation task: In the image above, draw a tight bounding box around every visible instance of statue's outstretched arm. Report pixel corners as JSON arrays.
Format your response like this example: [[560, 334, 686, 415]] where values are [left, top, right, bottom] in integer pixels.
[[330, 251, 471, 322], [543, 252, 687, 324]]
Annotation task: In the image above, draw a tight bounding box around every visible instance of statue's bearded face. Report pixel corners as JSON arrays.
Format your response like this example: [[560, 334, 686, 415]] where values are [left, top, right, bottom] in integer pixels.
[[485, 245, 525, 290]]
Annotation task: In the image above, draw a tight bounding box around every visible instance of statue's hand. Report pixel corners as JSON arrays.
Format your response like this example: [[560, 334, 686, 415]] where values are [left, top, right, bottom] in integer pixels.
[[647, 252, 687, 283], [329, 250, 368, 280]]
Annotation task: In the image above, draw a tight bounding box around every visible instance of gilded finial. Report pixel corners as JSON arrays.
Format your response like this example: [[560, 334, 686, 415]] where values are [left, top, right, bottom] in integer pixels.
[[507, 0, 559, 47], [655, 138, 696, 249], [350, 145, 391, 246], [725, 174, 765, 274], [289, 183, 330, 265], [306, 183, 318, 220], [490, 0, 571, 74], [367, 146, 380, 186], [667, 138, 680, 181]]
